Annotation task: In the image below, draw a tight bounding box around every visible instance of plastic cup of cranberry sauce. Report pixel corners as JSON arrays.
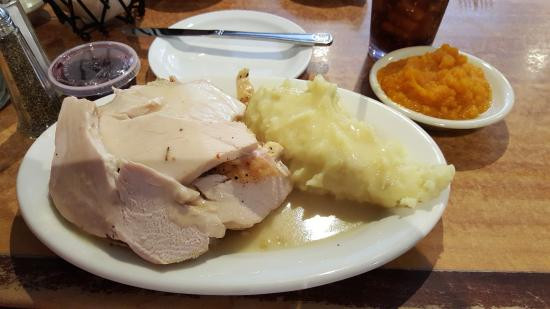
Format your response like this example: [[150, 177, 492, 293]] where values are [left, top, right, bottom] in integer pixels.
[[48, 41, 140, 101]]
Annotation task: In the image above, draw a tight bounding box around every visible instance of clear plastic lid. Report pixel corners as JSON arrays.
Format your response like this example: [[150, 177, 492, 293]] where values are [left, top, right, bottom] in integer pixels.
[[48, 41, 140, 98]]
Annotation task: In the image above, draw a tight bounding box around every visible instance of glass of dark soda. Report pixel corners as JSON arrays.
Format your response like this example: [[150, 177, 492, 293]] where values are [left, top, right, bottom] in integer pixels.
[[369, 0, 449, 59]]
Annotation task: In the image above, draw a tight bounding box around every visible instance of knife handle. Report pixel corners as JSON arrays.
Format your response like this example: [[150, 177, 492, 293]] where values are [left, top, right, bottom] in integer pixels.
[[219, 30, 333, 46]]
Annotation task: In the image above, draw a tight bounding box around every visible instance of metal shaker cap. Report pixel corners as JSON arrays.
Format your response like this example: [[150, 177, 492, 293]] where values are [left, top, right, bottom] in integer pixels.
[[0, 7, 11, 23]]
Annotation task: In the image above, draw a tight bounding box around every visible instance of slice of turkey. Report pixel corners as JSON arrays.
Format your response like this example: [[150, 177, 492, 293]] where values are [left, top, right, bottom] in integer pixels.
[[100, 113, 258, 185], [49, 97, 120, 239], [98, 79, 257, 184], [115, 161, 224, 264], [49, 98, 227, 264], [99, 79, 245, 122], [193, 146, 292, 229]]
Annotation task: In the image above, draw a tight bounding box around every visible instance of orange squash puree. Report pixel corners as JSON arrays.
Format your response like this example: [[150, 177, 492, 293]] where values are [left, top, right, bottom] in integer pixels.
[[377, 44, 492, 120]]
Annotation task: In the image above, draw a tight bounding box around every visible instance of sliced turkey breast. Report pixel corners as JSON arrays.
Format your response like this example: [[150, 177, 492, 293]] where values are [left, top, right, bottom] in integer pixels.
[[100, 113, 258, 184], [49, 97, 120, 238], [49, 79, 293, 265], [115, 161, 226, 264], [193, 146, 292, 229], [99, 79, 246, 122], [50, 98, 228, 264]]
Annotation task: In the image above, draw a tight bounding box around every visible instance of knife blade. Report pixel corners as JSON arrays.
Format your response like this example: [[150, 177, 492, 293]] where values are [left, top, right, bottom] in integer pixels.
[[124, 27, 333, 46]]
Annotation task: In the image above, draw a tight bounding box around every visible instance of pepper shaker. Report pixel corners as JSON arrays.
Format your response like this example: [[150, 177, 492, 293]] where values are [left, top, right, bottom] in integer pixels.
[[0, 0, 50, 74], [0, 7, 62, 138]]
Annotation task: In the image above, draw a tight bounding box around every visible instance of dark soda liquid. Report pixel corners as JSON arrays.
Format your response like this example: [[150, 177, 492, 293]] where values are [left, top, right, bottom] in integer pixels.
[[370, 0, 449, 56]]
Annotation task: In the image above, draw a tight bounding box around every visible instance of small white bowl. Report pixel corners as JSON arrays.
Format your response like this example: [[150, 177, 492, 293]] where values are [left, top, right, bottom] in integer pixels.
[[369, 46, 515, 129]]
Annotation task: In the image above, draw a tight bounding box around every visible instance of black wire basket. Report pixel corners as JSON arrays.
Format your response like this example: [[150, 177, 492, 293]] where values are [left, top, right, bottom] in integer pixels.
[[44, 0, 145, 40]]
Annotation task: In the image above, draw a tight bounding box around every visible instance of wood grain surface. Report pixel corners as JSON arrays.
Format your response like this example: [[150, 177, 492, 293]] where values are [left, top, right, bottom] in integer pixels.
[[1, 0, 549, 306], [1, 256, 549, 308]]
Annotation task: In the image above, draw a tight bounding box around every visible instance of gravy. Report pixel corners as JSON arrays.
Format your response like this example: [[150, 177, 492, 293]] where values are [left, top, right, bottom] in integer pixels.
[[209, 190, 389, 253]]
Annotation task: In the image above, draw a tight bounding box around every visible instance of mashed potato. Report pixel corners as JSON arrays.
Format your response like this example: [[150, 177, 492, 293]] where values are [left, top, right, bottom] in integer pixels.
[[244, 76, 454, 208]]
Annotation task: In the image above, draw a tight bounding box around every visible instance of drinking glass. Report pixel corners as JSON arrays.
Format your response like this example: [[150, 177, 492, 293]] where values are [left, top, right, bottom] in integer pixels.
[[369, 0, 449, 59]]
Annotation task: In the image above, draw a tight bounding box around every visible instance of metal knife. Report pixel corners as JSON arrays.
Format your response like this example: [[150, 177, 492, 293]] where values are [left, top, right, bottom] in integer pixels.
[[125, 27, 333, 46]]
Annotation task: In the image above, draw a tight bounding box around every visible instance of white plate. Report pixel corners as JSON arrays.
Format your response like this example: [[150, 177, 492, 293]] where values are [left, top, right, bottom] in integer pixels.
[[17, 76, 450, 295], [369, 46, 515, 129], [148, 10, 312, 79]]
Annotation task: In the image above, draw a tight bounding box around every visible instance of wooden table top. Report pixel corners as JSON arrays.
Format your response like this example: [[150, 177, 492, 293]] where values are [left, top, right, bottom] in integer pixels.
[[1, 0, 549, 307]]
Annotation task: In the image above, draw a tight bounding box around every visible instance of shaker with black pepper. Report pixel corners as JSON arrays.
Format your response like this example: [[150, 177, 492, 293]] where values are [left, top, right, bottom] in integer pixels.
[[0, 0, 50, 73], [0, 7, 62, 138]]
